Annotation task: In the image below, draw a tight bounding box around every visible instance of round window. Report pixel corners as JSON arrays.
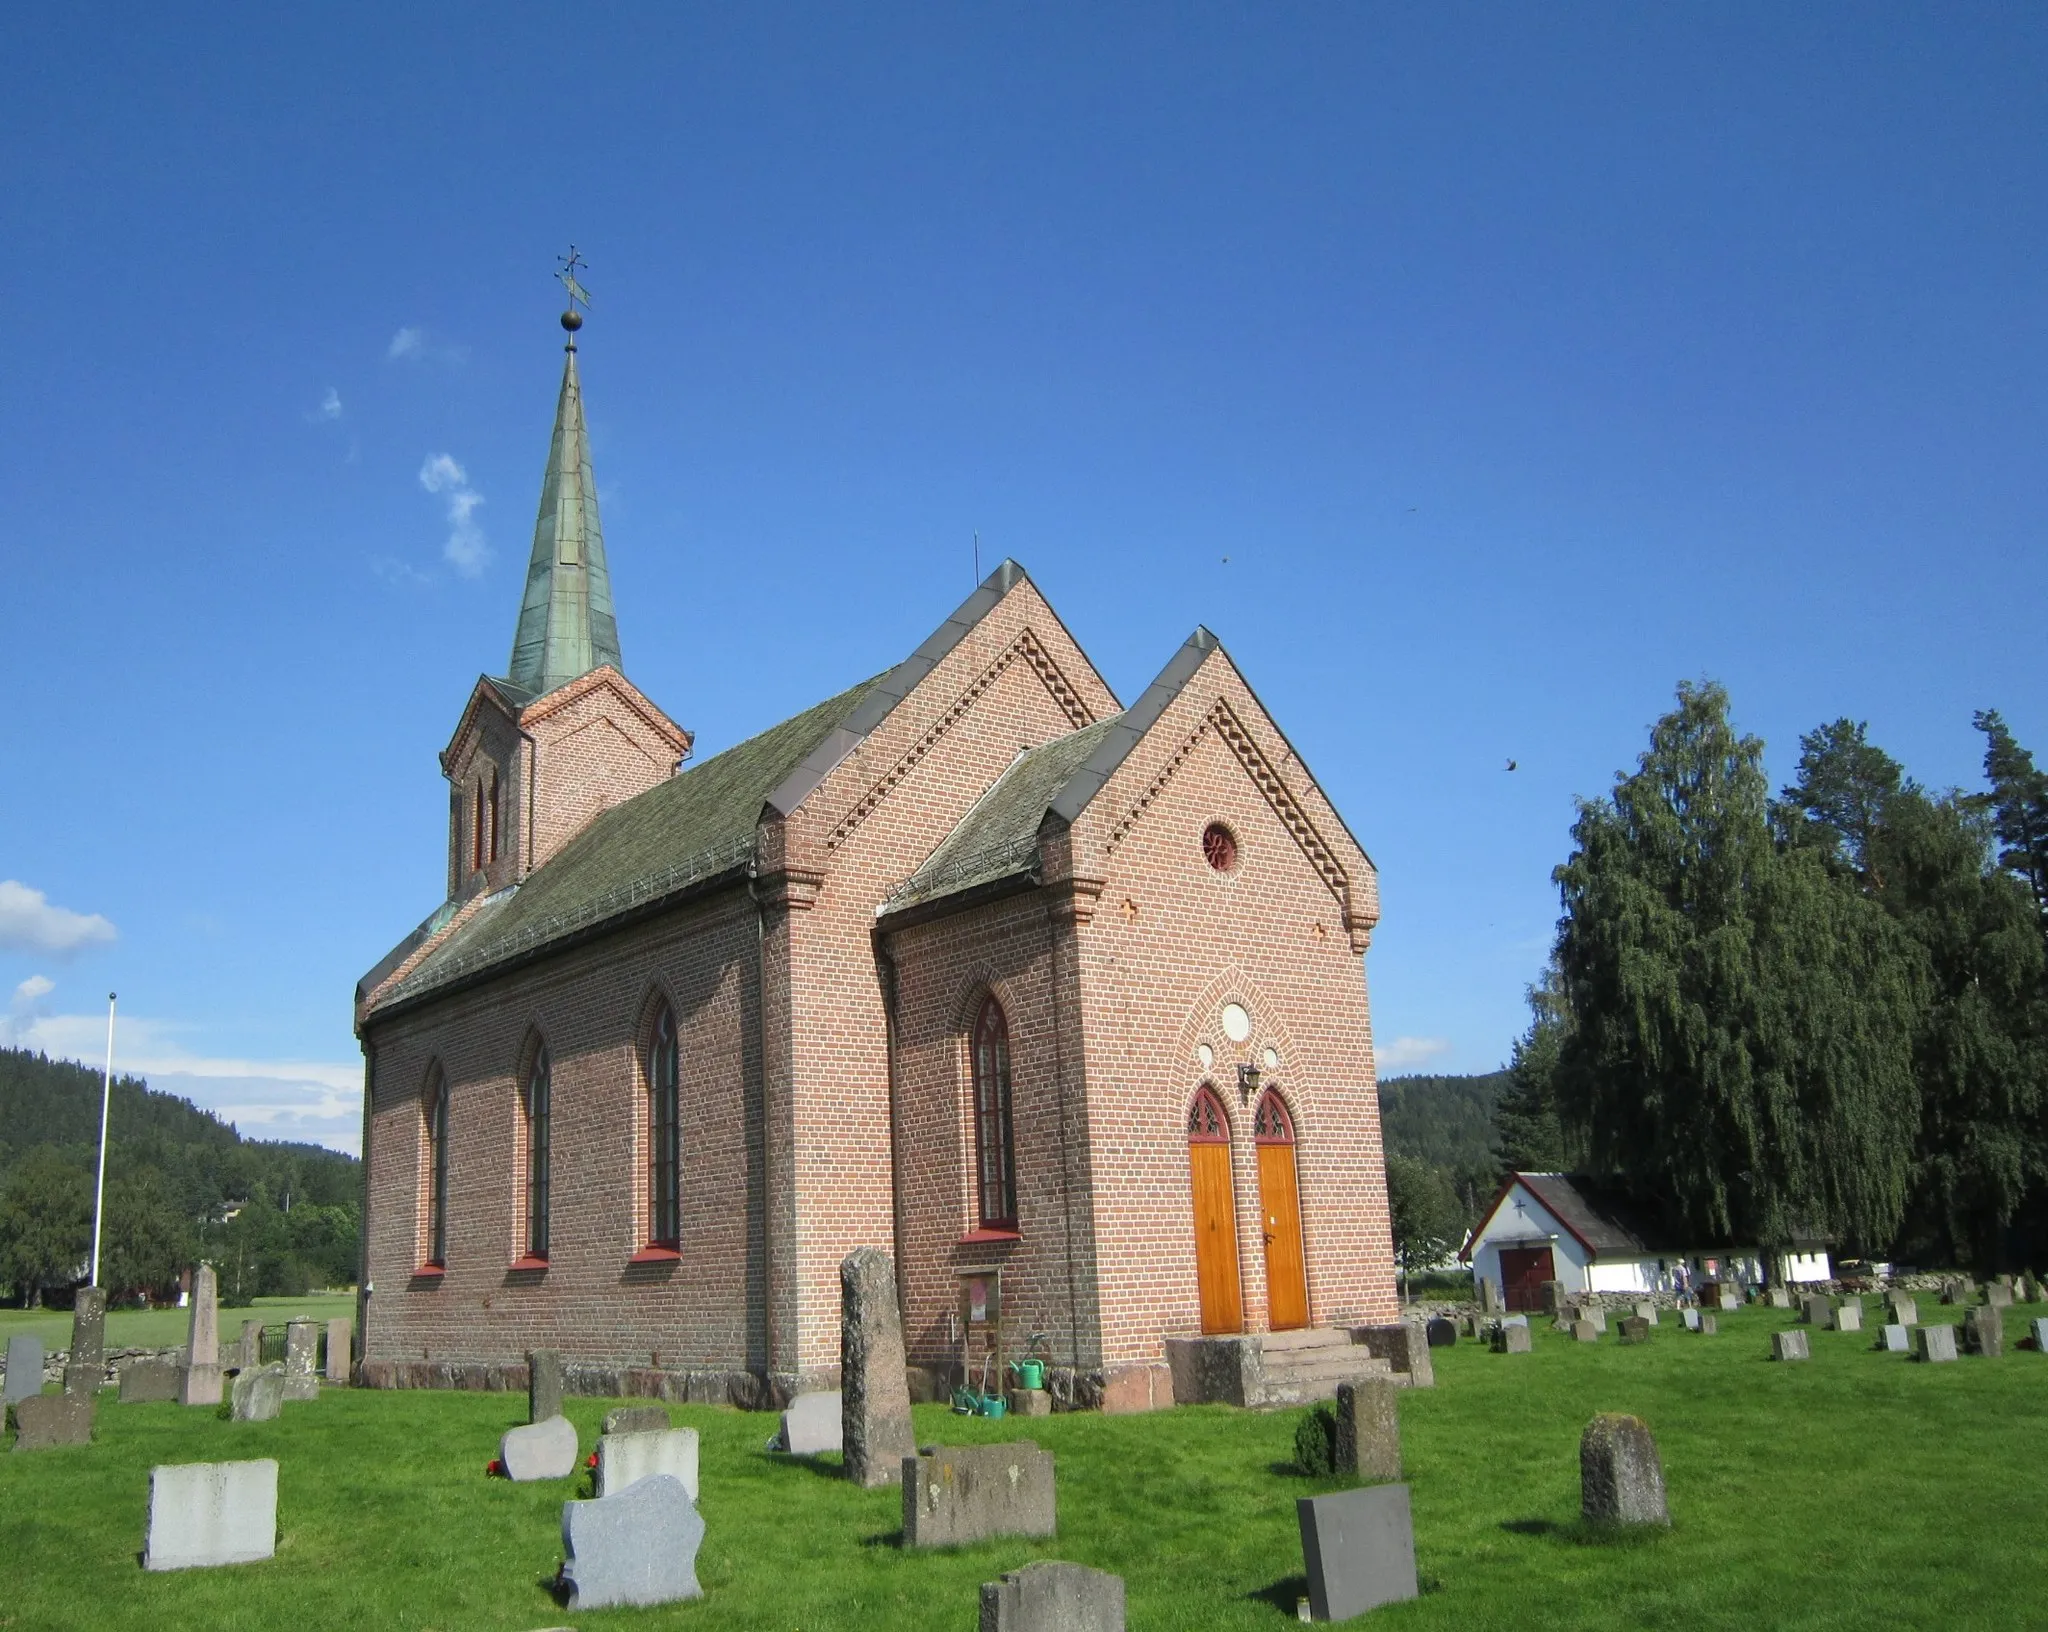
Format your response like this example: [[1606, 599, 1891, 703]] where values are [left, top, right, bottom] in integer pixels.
[[1202, 822, 1239, 873]]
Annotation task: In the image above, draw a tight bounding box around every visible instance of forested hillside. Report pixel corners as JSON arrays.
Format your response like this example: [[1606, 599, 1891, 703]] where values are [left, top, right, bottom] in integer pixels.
[[0, 1048, 360, 1307]]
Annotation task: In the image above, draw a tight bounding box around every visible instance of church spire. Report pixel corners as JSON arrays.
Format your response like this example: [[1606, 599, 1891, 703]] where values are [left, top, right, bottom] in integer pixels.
[[505, 250, 621, 701]]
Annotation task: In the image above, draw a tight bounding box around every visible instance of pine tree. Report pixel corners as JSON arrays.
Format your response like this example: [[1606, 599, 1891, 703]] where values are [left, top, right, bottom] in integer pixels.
[[1494, 964, 1574, 1174], [1974, 710, 2048, 953]]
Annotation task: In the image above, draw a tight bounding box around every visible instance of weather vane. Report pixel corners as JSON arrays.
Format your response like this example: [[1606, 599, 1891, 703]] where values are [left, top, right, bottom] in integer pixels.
[[557, 246, 591, 337]]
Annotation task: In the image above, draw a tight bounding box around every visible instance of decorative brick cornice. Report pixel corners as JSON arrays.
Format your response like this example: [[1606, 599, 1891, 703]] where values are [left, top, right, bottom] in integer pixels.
[[826, 628, 1097, 852]]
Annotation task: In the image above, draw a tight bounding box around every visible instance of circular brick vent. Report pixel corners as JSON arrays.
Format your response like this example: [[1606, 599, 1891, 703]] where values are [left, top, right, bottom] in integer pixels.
[[1202, 822, 1239, 873]]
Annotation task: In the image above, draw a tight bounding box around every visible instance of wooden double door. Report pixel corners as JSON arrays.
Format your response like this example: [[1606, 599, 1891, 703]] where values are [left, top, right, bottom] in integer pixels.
[[1187, 1088, 1308, 1334]]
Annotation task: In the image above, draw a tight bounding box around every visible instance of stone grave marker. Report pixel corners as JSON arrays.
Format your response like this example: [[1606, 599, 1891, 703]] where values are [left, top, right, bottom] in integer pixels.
[[11, 1393, 92, 1450], [1618, 1316, 1651, 1345], [560, 1472, 704, 1611], [1356, 1320, 1435, 1387], [597, 1427, 700, 1501], [1632, 1301, 1658, 1326], [1572, 1319, 1599, 1344], [1296, 1483, 1419, 1619], [1986, 1282, 2014, 1310], [1765, 1287, 1792, 1309], [67, 1288, 107, 1399], [1888, 1293, 1918, 1326], [1497, 1322, 1533, 1354], [528, 1348, 565, 1423], [841, 1246, 915, 1488], [1800, 1294, 1830, 1325], [1940, 1279, 1968, 1305], [4, 1334, 45, 1409], [1772, 1330, 1810, 1362], [604, 1404, 671, 1436], [1680, 1308, 1702, 1332], [144, 1459, 277, 1570], [1334, 1379, 1400, 1482], [1539, 1280, 1564, 1315], [180, 1264, 223, 1406], [1833, 1301, 1863, 1333], [1582, 1307, 1608, 1334], [1699, 1313, 1718, 1335], [2030, 1317, 2048, 1352], [500, 1414, 579, 1481], [120, 1359, 182, 1403], [1711, 1282, 1742, 1311], [776, 1390, 842, 1455], [902, 1442, 1057, 1548], [231, 1363, 285, 1422], [1580, 1414, 1668, 1526], [1966, 1305, 2004, 1357], [1424, 1317, 1457, 1348], [979, 1560, 1126, 1632], [1479, 1278, 1501, 1315], [232, 1320, 263, 1371], [282, 1320, 319, 1402], [324, 1318, 351, 1385], [1914, 1325, 1958, 1364], [1881, 1324, 1911, 1353]]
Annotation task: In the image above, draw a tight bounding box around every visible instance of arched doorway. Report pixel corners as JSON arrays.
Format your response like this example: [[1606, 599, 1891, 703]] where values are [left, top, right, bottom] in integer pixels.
[[1186, 1087, 1243, 1334], [1254, 1091, 1309, 1331]]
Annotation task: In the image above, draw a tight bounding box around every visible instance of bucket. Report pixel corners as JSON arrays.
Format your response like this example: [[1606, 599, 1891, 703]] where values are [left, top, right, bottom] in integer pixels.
[[1014, 1358, 1046, 1391]]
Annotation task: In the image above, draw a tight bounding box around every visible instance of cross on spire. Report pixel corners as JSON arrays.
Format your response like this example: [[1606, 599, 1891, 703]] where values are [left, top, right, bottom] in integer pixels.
[[557, 246, 592, 318]]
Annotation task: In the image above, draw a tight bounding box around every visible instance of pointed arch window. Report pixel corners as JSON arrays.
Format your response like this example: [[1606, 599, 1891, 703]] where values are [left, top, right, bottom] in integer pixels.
[[472, 781, 487, 873], [488, 771, 502, 864], [424, 1068, 450, 1268], [971, 998, 1018, 1231], [1254, 1090, 1294, 1144], [524, 1045, 552, 1259], [1188, 1086, 1230, 1143], [647, 1004, 681, 1247]]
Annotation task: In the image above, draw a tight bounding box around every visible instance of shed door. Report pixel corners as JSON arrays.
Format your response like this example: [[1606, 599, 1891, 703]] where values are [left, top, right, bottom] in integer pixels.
[[1499, 1246, 1556, 1312], [1187, 1089, 1242, 1335], [1254, 1092, 1309, 1332]]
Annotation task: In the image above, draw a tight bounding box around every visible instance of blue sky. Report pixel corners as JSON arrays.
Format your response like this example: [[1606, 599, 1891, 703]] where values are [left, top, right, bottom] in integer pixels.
[[3, 7, 2043, 1153]]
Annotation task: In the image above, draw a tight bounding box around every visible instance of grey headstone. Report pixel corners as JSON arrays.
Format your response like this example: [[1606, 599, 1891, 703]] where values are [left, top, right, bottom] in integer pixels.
[[1334, 1379, 1401, 1482], [282, 1320, 319, 1402], [1915, 1324, 1958, 1363], [1498, 1322, 1532, 1354], [603, 1404, 671, 1437], [120, 1359, 182, 1403], [1633, 1301, 1658, 1326], [597, 1427, 699, 1501], [1699, 1312, 1718, 1335], [777, 1390, 842, 1455], [3, 1335, 44, 1408], [2030, 1317, 2048, 1352], [528, 1348, 565, 1423], [500, 1413, 579, 1481], [1766, 1287, 1792, 1309], [324, 1318, 351, 1384], [1618, 1316, 1650, 1344], [1356, 1321, 1434, 1387], [1579, 1413, 1669, 1526], [560, 1472, 704, 1611], [11, 1393, 91, 1450], [1800, 1294, 1830, 1326], [1772, 1330, 1810, 1362], [185, 1265, 219, 1366], [1296, 1483, 1419, 1620], [1986, 1282, 2014, 1309], [1833, 1301, 1863, 1333], [231, 1363, 285, 1422], [1888, 1294, 1918, 1326], [1539, 1280, 1563, 1314], [980, 1560, 1126, 1632], [1712, 1282, 1742, 1311], [70, 1288, 107, 1374], [1424, 1317, 1456, 1348], [62, 1363, 101, 1401], [1479, 1277, 1501, 1314], [1583, 1307, 1608, 1334], [1966, 1305, 2004, 1357], [179, 1363, 223, 1407], [1881, 1323, 1911, 1353], [1572, 1319, 1599, 1343], [1680, 1307, 1701, 1332], [144, 1459, 277, 1570], [902, 1442, 1057, 1548], [841, 1247, 915, 1487]]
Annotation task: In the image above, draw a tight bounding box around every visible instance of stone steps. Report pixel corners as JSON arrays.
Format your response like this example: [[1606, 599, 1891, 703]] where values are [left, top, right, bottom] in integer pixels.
[[1249, 1330, 1393, 1408]]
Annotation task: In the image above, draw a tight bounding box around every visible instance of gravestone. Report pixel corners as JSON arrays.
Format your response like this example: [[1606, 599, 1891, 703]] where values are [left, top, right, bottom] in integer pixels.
[[1539, 1280, 1563, 1315], [528, 1348, 565, 1423], [1940, 1279, 1968, 1305], [282, 1320, 319, 1402], [1986, 1282, 2014, 1310], [180, 1264, 222, 1406], [1579, 1414, 1668, 1526], [1966, 1305, 2004, 1357], [902, 1442, 1057, 1548], [1699, 1313, 1718, 1335], [69, 1288, 107, 1395], [324, 1318, 351, 1385], [1479, 1278, 1501, 1315], [1680, 1308, 1701, 1332], [2030, 1317, 2048, 1352], [1881, 1323, 1911, 1353], [1765, 1287, 1792, 1309], [1356, 1320, 1435, 1387], [1334, 1379, 1401, 1482], [1582, 1307, 1608, 1334], [604, 1404, 671, 1436], [1772, 1330, 1810, 1362], [1888, 1294, 1918, 1326], [144, 1459, 278, 1570], [230, 1363, 285, 1422], [841, 1247, 915, 1488], [777, 1391, 842, 1455], [4, 1334, 44, 1409], [233, 1320, 263, 1371], [1424, 1317, 1457, 1348], [597, 1427, 700, 1501], [979, 1560, 1126, 1632], [1914, 1325, 1958, 1364], [1572, 1319, 1599, 1344], [1632, 1301, 1658, 1326], [11, 1393, 91, 1450], [1618, 1316, 1651, 1345], [1497, 1322, 1532, 1354], [500, 1413, 579, 1481], [120, 1359, 182, 1403], [1833, 1302, 1863, 1333], [1296, 1483, 1419, 1619], [1712, 1282, 1742, 1311], [1800, 1294, 1831, 1326], [560, 1473, 704, 1611]]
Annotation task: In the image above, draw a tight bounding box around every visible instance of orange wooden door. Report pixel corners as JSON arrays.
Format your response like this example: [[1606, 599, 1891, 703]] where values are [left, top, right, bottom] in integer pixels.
[[1255, 1092, 1309, 1331], [1187, 1089, 1243, 1335]]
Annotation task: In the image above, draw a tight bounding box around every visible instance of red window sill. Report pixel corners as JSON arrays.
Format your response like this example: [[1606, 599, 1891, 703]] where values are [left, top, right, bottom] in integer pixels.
[[412, 1263, 446, 1279], [628, 1246, 681, 1264], [958, 1228, 1021, 1246], [508, 1255, 550, 1272]]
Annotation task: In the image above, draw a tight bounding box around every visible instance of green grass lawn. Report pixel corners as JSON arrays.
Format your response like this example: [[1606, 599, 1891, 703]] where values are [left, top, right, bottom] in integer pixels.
[[0, 1294, 357, 1353], [2, 1301, 2043, 1630]]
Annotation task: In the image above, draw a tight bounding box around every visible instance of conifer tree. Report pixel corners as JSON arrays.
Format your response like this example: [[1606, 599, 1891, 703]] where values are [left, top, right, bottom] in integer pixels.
[[1974, 710, 2048, 953]]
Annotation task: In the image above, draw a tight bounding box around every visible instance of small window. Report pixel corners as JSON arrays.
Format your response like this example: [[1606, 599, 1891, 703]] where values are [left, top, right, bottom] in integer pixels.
[[472, 782, 487, 873], [488, 771, 501, 864], [525, 1045, 551, 1259], [1202, 822, 1239, 873], [1187, 1086, 1229, 1143], [647, 1004, 680, 1247], [1254, 1090, 1294, 1144], [424, 1068, 450, 1267], [971, 998, 1018, 1230]]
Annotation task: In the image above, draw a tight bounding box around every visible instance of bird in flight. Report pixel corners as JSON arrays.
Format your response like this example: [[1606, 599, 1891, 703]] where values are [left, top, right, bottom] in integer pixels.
[[1505, 759, 1518, 772]]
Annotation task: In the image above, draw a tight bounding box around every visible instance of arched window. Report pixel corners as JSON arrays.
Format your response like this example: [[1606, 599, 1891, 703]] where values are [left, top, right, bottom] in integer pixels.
[[424, 1068, 450, 1267], [647, 1004, 680, 1247], [1254, 1090, 1294, 1143], [472, 781, 486, 873], [1188, 1085, 1230, 1142], [524, 1045, 552, 1259], [487, 771, 501, 863], [972, 998, 1018, 1230]]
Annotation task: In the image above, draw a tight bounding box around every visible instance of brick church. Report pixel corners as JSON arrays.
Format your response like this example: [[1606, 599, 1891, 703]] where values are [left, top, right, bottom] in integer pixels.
[[353, 308, 1399, 1409]]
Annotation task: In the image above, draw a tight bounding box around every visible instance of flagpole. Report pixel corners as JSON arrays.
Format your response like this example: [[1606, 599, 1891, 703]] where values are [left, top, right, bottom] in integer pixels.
[[90, 992, 115, 1288]]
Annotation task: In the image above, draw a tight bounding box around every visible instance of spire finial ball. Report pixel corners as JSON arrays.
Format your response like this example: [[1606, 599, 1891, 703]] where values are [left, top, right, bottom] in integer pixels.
[[561, 308, 583, 333]]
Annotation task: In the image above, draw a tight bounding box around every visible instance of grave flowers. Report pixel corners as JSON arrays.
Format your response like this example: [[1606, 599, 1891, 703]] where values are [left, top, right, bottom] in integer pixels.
[[485, 1457, 505, 1478]]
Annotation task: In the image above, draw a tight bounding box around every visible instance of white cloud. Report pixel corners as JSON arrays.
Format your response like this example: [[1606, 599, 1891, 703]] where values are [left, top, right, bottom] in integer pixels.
[[387, 326, 424, 360], [319, 386, 342, 420], [3, 975, 55, 1044], [0, 880, 117, 955], [1377, 1035, 1453, 1071], [420, 453, 488, 577]]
